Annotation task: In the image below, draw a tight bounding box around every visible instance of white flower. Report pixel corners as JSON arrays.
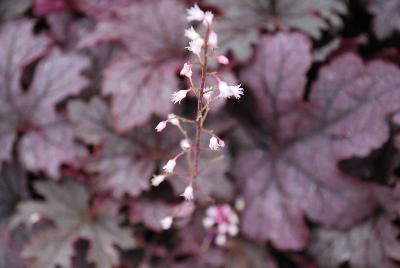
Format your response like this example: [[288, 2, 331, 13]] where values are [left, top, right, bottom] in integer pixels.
[[163, 159, 176, 173], [186, 3, 204, 21], [151, 174, 166, 187], [172, 89, 190, 104], [206, 206, 217, 217], [160, 216, 173, 230], [155, 120, 167, 132], [168, 113, 179, 126], [218, 80, 244, 99], [227, 224, 239, 236], [180, 63, 192, 77], [229, 84, 244, 99], [208, 31, 218, 48], [180, 139, 191, 150], [186, 37, 204, 56], [209, 136, 224, 150], [215, 234, 227, 246], [217, 55, 229, 65], [202, 204, 240, 247], [202, 216, 215, 228], [203, 11, 214, 25], [184, 26, 201, 41], [181, 184, 194, 200]]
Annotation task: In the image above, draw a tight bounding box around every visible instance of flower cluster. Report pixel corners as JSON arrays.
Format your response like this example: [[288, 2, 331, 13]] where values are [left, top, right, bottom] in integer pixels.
[[203, 204, 239, 246], [153, 4, 243, 206]]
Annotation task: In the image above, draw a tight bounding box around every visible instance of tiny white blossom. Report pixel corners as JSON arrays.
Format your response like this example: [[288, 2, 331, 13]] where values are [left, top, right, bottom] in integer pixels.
[[168, 113, 179, 126], [160, 216, 173, 230], [181, 184, 194, 201], [180, 63, 192, 77], [172, 89, 190, 104], [186, 3, 204, 21], [184, 26, 201, 41], [215, 234, 227, 246], [202, 216, 215, 228], [229, 84, 244, 99], [163, 159, 176, 173], [218, 81, 244, 99], [227, 224, 239, 236], [209, 136, 223, 150], [203, 11, 214, 25], [208, 31, 218, 48], [180, 139, 191, 150], [151, 174, 166, 187], [187, 37, 204, 56]]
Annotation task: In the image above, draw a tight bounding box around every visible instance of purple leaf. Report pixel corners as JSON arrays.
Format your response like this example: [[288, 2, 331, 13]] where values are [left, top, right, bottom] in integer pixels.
[[75, 0, 135, 19], [68, 98, 157, 197], [367, 0, 400, 40], [0, 20, 90, 178], [206, 0, 347, 61], [309, 214, 400, 268], [12, 179, 136, 268], [234, 32, 400, 250], [32, 0, 68, 16], [0, 20, 49, 162], [170, 150, 234, 205], [79, 0, 187, 131]]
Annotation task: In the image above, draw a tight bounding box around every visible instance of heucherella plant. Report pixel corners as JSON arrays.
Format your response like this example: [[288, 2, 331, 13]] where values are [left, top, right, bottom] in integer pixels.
[[153, 3, 243, 229]]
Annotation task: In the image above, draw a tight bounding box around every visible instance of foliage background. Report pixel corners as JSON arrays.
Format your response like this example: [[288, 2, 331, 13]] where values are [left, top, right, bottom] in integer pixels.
[[1, 0, 400, 267]]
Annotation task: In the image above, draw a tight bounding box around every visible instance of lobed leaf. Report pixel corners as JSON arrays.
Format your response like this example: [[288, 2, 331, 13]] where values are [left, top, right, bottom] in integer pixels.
[[234, 32, 400, 250], [12, 179, 135, 268], [79, 0, 187, 131], [206, 0, 347, 61]]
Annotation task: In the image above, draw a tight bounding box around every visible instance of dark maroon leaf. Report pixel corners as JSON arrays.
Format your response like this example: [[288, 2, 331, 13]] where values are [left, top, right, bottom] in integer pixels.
[[309, 214, 400, 268], [233, 32, 400, 250], [68, 98, 158, 197], [206, 0, 347, 61], [32, 0, 69, 16], [11, 179, 136, 268], [0, 20, 90, 178], [367, 0, 400, 40], [78, 0, 187, 131]]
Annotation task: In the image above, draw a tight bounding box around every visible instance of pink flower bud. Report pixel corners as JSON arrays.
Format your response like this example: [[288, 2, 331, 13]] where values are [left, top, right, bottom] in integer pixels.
[[217, 55, 229, 65], [208, 31, 218, 48], [180, 63, 192, 77], [155, 121, 167, 132]]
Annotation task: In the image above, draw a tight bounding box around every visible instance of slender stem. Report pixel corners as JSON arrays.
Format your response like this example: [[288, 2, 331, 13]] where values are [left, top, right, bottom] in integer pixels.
[[192, 25, 210, 183]]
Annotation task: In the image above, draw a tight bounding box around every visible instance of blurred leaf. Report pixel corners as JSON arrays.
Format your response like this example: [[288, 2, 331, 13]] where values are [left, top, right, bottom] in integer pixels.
[[367, 0, 400, 40], [0, 162, 28, 228], [206, 0, 347, 61], [68, 97, 158, 197], [78, 0, 187, 131], [309, 214, 400, 268], [233, 32, 400, 250], [0, 0, 30, 21], [0, 20, 90, 178], [12, 179, 136, 268]]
